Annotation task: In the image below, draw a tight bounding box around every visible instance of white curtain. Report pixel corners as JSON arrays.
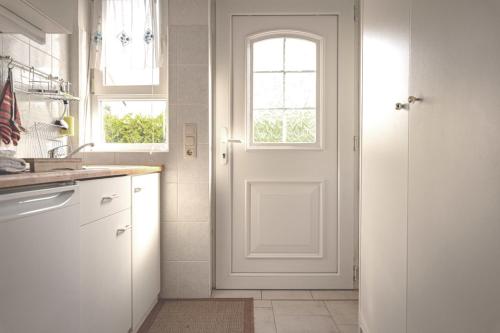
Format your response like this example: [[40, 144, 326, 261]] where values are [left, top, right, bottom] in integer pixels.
[[91, 0, 162, 83]]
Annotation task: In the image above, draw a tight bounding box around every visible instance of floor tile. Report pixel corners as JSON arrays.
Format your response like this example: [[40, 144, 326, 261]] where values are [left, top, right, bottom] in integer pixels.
[[262, 290, 313, 300], [211, 289, 262, 299], [311, 290, 359, 300], [254, 300, 273, 308], [254, 308, 277, 333], [275, 315, 339, 333], [325, 301, 359, 325], [337, 325, 359, 333], [272, 301, 330, 316]]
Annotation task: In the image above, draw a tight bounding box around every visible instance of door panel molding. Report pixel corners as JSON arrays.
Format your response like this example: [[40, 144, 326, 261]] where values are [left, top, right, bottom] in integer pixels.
[[244, 180, 325, 260]]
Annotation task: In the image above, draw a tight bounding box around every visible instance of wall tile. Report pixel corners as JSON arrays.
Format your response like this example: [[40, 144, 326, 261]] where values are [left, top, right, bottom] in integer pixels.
[[51, 34, 69, 60], [2, 35, 29, 85], [174, 104, 209, 144], [170, 25, 209, 65], [163, 222, 209, 261], [29, 47, 51, 74], [168, 0, 209, 25], [161, 261, 181, 298], [162, 183, 179, 221], [161, 261, 210, 299], [52, 58, 69, 81], [178, 182, 209, 219], [178, 144, 209, 183], [77, 152, 116, 164], [30, 35, 52, 54], [180, 261, 210, 298], [169, 65, 208, 105]]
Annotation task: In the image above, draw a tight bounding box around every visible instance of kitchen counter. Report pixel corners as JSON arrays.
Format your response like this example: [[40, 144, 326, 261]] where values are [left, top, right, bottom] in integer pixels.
[[0, 165, 163, 189]]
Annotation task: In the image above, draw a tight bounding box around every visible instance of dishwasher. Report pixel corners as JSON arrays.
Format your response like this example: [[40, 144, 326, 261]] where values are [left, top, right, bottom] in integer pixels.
[[0, 182, 80, 333]]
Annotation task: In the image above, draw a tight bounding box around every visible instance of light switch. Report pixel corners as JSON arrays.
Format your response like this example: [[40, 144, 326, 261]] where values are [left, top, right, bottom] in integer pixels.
[[183, 123, 197, 159], [185, 136, 195, 146]]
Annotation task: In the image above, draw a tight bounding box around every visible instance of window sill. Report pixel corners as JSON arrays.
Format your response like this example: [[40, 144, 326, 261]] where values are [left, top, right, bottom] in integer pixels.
[[89, 143, 169, 153]]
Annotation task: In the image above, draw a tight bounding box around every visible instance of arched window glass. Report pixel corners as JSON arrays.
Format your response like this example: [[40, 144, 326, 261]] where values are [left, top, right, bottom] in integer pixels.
[[250, 34, 320, 146]]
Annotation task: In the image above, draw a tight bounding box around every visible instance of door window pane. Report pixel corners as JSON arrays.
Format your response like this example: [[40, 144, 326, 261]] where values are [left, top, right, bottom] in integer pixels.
[[285, 38, 317, 71], [253, 73, 284, 109], [251, 35, 319, 145], [253, 38, 284, 72], [284, 73, 316, 108], [253, 109, 283, 143]]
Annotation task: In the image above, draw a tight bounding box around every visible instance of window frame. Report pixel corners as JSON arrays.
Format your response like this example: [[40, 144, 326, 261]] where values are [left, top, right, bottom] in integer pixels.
[[88, 0, 168, 153], [245, 30, 325, 150]]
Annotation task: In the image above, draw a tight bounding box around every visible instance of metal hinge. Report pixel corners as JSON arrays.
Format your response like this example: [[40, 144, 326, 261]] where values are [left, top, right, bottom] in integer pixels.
[[353, 136, 359, 151], [90, 68, 95, 94], [353, 264, 359, 282]]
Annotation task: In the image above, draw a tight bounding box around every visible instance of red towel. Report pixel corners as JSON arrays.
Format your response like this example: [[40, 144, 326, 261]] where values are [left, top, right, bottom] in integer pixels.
[[0, 69, 24, 145]]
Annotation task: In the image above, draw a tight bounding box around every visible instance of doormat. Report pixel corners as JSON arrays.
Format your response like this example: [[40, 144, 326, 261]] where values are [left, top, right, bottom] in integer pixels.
[[138, 298, 254, 333]]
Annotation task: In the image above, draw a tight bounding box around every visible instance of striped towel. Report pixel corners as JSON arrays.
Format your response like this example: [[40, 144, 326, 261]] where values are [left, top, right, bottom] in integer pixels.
[[0, 69, 24, 146]]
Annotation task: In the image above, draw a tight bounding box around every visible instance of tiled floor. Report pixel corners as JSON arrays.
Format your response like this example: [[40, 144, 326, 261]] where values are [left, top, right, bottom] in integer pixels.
[[210, 290, 359, 333]]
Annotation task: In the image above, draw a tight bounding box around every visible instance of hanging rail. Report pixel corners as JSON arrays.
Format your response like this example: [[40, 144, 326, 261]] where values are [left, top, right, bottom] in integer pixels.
[[0, 55, 79, 101]]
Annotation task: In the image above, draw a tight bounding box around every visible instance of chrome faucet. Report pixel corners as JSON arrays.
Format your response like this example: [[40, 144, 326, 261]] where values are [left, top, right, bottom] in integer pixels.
[[48, 142, 95, 158]]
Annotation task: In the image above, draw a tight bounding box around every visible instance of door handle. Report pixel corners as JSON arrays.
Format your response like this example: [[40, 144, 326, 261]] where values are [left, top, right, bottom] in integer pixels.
[[220, 127, 242, 165], [408, 96, 423, 104], [101, 194, 120, 203], [395, 102, 408, 111], [116, 225, 131, 236], [396, 96, 423, 111]]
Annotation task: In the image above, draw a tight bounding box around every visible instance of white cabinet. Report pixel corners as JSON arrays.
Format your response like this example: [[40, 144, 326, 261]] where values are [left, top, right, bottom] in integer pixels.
[[131, 173, 161, 332], [79, 173, 160, 333], [0, 0, 75, 44], [80, 209, 132, 333], [361, 0, 500, 332]]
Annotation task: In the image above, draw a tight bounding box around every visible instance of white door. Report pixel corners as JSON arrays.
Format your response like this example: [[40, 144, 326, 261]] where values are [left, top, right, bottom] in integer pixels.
[[132, 174, 160, 332], [215, 0, 357, 289], [359, 0, 410, 331], [407, 1, 500, 332]]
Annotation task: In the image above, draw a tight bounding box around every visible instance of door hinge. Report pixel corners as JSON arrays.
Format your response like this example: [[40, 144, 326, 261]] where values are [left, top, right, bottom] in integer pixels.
[[90, 68, 95, 94], [353, 264, 359, 282], [353, 136, 359, 151]]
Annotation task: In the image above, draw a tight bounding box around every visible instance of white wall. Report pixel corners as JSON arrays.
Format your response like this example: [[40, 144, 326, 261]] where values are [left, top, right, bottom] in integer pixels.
[[78, 0, 212, 298]]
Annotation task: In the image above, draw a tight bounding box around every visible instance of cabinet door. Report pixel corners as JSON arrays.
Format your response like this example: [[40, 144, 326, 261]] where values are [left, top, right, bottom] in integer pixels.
[[408, 1, 500, 332], [81, 210, 132, 333], [132, 174, 160, 331]]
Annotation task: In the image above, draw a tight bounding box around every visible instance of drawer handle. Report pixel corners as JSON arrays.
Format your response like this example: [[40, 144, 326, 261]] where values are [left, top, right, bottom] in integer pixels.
[[116, 225, 131, 236], [134, 187, 143, 193], [101, 194, 120, 203]]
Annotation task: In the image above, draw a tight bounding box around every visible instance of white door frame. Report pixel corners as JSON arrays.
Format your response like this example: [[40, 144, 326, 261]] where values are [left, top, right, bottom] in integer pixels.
[[214, 0, 360, 289]]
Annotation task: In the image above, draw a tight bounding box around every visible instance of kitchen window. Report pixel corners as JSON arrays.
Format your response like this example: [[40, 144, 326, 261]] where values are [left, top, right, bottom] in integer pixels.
[[88, 0, 168, 152]]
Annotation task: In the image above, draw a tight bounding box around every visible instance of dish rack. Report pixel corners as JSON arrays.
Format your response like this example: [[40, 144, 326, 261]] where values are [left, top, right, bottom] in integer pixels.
[[0, 55, 79, 101], [23, 122, 69, 158]]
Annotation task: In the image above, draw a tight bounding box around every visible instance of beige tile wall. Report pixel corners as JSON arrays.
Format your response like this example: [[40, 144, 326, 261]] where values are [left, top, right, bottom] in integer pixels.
[[0, 34, 70, 158], [78, 0, 212, 298]]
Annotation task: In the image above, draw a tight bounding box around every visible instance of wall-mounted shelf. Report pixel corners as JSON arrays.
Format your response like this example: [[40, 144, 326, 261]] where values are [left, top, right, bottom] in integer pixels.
[[0, 55, 79, 101]]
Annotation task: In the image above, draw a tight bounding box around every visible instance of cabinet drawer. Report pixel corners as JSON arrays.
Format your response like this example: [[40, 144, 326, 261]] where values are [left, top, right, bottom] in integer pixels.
[[79, 176, 131, 226]]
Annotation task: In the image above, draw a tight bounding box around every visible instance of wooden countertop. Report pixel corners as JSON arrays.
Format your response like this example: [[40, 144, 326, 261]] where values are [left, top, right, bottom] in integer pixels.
[[0, 165, 163, 189]]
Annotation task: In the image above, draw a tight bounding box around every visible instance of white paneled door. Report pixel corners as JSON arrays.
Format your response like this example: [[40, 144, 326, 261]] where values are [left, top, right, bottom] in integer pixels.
[[215, 0, 357, 289]]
